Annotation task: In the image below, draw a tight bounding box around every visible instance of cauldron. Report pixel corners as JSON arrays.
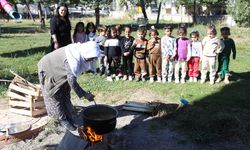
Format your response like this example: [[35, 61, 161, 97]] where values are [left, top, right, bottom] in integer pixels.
[[82, 104, 118, 134]]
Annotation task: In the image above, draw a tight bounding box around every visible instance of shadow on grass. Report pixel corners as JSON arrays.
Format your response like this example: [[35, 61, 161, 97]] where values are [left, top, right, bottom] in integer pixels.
[[1, 26, 48, 34], [166, 71, 250, 144], [0, 46, 50, 58]]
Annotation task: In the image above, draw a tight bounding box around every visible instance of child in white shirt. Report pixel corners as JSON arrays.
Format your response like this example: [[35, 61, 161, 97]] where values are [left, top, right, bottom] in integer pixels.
[[201, 24, 225, 85], [187, 30, 202, 82], [161, 25, 176, 83]]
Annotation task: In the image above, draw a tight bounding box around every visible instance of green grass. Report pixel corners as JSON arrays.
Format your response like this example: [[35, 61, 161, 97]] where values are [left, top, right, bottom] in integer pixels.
[[1, 19, 250, 144]]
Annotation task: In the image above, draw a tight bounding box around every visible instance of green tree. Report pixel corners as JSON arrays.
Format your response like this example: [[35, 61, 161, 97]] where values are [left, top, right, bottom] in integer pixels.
[[227, 0, 250, 27]]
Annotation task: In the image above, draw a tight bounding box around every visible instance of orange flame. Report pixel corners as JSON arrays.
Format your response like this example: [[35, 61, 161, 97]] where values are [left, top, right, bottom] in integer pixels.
[[81, 126, 103, 144]]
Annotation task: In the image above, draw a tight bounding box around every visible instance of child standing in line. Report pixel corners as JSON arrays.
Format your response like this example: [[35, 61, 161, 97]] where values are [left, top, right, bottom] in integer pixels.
[[161, 25, 176, 83], [72, 22, 86, 43], [216, 27, 236, 84], [95, 24, 108, 76], [120, 26, 134, 81], [174, 26, 190, 84], [104, 27, 122, 81], [85, 22, 98, 73], [85, 22, 98, 41], [131, 27, 148, 81], [115, 24, 122, 39], [201, 24, 225, 85], [147, 28, 162, 83], [187, 30, 203, 82]]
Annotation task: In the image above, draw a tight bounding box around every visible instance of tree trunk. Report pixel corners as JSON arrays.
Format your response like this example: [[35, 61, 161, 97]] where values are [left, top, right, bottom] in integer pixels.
[[193, 0, 196, 24], [139, 0, 148, 19], [156, 1, 162, 25], [95, 2, 100, 27], [24, 0, 35, 22], [38, 1, 45, 29]]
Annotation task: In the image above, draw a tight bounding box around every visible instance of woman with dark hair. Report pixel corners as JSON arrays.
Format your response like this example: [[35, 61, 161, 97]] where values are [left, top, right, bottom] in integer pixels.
[[50, 3, 72, 51]]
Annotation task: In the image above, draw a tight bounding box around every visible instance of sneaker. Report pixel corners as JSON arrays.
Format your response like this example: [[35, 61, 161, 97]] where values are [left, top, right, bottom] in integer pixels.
[[175, 79, 180, 84], [142, 77, 146, 82], [193, 77, 198, 82], [128, 76, 133, 81], [216, 78, 222, 83], [210, 80, 215, 85], [224, 75, 230, 84], [59, 119, 76, 131], [189, 77, 193, 82], [162, 78, 166, 83], [150, 77, 154, 83], [107, 76, 113, 82], [157, 77, 161, 83], [123, 75, 127, 81], [200, 79, 205, 84], [181, 78, 185, 84], [115, 76, 119, 81], [224, 78, 230, 84], [168, 78, 172, 83], [118, 73, 123, 77]]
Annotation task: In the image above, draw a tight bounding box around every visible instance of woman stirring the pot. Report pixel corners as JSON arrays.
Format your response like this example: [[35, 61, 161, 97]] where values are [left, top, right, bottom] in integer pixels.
[[38, 41, 100, 131]]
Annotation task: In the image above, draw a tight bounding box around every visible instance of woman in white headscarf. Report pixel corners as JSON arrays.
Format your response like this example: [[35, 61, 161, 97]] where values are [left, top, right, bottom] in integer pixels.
[[38, 41, 100, 131]]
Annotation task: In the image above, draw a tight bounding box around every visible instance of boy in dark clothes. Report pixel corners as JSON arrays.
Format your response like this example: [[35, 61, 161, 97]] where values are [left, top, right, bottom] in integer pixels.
[[120, 26, 135, 80], [104, 27, 122, 81], [95, 24, 108, 76], [216, 27, 236, 84]]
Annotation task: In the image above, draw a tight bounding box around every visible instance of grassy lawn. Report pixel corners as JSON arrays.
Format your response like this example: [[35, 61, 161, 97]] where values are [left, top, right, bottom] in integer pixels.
[[0, 19, 250, 144]]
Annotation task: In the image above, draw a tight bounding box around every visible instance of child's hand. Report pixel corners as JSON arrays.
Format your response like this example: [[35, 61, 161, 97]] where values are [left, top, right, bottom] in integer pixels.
[[233, 54, 236, 60], [54, 42, 59, 49], [84, 91, 95, 102], [166, 55, 170, 61], [124, 52, 129, 56], [170, 55, 175, 61]]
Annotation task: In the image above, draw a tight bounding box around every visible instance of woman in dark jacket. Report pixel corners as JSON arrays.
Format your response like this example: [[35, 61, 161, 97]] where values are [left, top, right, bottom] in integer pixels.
[[38, 41, 100, 131], [50, 3, 72, 51]]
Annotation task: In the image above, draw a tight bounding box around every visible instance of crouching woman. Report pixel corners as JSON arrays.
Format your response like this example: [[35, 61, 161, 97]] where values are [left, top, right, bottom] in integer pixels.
[[38, 41, 100, 131]]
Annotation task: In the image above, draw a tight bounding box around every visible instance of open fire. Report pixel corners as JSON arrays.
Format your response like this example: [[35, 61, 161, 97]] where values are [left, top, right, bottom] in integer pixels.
[[80, 126, 103, 145]]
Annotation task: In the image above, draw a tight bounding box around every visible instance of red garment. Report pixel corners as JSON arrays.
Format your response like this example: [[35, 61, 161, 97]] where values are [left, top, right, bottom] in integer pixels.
[[188, 57, 200, 78]]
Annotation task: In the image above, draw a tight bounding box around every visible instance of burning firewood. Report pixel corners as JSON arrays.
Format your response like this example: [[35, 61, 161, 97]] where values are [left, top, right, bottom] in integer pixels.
[[79, 126, 103, 145]]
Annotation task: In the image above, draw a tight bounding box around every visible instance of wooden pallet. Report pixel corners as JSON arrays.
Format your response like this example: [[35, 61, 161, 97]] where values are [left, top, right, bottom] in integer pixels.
[[7, 71, 47, 117]]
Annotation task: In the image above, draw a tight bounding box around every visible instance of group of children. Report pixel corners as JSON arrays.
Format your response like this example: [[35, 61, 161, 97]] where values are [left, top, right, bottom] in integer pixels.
[[72, 21, 236, 85]]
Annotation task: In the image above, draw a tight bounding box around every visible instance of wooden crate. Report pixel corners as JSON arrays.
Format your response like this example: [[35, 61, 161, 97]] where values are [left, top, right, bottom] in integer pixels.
[[7, 72, 47, 117]]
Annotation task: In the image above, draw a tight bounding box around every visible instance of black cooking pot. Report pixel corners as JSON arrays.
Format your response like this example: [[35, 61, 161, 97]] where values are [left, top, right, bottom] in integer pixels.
[[82, 104, 118, 134]]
